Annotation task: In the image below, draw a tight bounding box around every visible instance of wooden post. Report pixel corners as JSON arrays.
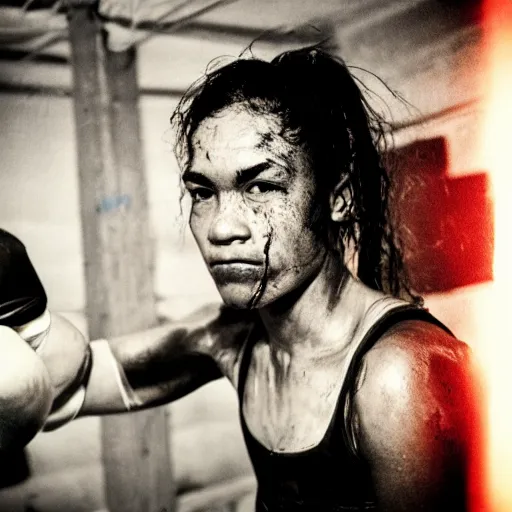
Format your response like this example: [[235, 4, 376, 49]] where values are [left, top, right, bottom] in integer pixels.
[[68, 6, 176, 512]]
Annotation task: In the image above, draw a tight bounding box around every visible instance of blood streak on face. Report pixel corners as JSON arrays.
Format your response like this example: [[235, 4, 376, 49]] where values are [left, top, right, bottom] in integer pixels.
[[183, 104, 328, 310]]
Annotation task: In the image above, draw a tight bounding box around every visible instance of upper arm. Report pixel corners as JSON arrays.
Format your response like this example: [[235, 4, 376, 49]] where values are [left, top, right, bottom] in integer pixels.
[[353, 323, 482, 512], [82, 304, 253, 413]]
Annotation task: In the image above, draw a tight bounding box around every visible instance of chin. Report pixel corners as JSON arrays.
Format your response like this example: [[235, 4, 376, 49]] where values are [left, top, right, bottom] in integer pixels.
[[213, 265, 319, 310], [216, 282, 260, 309], [216, 281, 289, 310]]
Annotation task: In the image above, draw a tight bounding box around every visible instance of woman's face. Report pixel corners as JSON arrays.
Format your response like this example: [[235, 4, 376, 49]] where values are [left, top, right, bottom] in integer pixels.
[[184, 104, 328, 309]]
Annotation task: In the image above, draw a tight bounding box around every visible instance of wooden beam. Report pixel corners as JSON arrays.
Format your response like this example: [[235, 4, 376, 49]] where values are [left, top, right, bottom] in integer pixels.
[[97, 19, 327, 46], [67, 6, 176, 512], [0, 81, 186, 99]]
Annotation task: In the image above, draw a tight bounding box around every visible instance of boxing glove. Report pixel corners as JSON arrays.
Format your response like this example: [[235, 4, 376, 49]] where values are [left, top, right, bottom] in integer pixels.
[[0, 228, 47, 335], [0, 325, 53, 449], [0, 229, 92, 430]]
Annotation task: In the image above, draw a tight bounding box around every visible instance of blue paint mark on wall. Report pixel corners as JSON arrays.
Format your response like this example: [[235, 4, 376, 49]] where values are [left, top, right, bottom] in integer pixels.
[[97, 194, 131, 213]]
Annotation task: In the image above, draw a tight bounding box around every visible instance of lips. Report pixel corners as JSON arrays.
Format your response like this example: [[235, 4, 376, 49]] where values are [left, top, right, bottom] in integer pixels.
[[209, 259, 263, 284], [210, 258, 262, 266]]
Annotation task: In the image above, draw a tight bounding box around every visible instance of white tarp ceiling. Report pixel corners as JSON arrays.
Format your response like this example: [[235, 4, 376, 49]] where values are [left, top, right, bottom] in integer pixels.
[[0, 0, 353, 53], [0, 0, 243, 52]]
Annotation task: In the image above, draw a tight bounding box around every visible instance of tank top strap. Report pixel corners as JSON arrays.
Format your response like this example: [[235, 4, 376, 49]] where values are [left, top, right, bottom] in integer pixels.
[[338, 297, 454, 459]]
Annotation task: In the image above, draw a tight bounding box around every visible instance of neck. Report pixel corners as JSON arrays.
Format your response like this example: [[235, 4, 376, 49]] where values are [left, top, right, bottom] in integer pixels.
[[257, 255, 384, 359]]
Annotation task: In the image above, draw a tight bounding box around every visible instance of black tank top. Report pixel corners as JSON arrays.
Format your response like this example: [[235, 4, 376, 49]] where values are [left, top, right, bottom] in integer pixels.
[[237, 299, 453, 511]]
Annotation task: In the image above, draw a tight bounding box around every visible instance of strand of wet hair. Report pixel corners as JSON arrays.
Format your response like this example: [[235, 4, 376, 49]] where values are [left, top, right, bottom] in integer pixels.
[[247, 226, 273, 309]]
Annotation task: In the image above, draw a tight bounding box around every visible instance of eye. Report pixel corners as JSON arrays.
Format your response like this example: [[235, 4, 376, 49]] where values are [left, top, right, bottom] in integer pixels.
[[245, 182, 283, 195], [187, 187, 214, 203]]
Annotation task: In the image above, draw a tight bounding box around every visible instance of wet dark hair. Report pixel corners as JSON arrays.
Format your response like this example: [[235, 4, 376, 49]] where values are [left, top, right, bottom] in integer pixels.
[[171, 46, 419, 303]]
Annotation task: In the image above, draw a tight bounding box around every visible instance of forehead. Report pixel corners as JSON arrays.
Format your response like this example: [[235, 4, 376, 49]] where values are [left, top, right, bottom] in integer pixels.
[[189, 105, 304, 174]]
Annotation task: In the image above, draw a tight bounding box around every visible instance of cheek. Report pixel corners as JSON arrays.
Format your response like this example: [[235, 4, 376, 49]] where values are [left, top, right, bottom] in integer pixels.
[[264, 198, 323, 266], [188, 211, 206, 244], [270, 224, 319, 266], [188, 208, 215, 259]]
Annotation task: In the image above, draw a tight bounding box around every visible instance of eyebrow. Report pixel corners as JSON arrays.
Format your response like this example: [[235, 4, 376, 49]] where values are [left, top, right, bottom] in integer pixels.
[[183, 162, 290, 188], [235, 162, 274, 186], [182, 170, 214, 188]]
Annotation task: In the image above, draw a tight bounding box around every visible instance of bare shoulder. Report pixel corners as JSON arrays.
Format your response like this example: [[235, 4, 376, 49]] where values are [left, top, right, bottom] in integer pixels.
[[351, 319, 481, 510], [358, 318, 472, 399], [354, 319, 475, 433], [186, 303, 257, 383]]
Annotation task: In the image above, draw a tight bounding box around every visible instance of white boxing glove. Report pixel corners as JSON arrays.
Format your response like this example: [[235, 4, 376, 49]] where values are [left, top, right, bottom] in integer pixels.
[[0, 326, 53, 448], [15, 310, 93, 431]]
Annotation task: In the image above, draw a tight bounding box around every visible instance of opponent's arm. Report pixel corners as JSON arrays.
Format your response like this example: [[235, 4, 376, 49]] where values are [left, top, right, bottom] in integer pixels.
[[352, 321, 483, 511]]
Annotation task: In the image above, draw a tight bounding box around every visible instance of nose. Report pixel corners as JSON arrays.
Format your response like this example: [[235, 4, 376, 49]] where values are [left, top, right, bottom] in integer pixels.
[[207, 195, 251, 246]]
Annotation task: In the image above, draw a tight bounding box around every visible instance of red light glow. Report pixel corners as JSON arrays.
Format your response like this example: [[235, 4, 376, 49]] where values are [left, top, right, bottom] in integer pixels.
[[479, 1, 512, 510]]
